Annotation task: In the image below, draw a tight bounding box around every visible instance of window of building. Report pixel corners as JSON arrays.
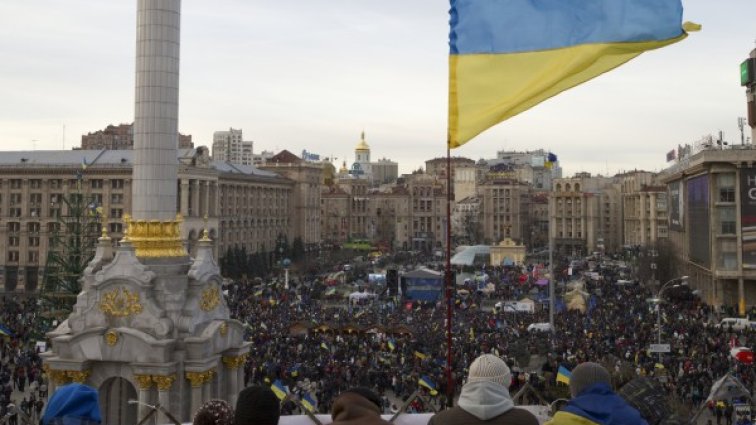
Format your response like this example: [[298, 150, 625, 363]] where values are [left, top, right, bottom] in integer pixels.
[[28, 222, 40, 233], [8, 251, 19, 262], [9, 208, 21, 218], [109, 223, 123, 234], [30, 179, 42, 189], [111, 179, 124, 189], [717, 239, 738, 270], [91, 179, 104, 189], [8, 236, 19, 247], [109, 208, 123, 219], [718, 173, 735, 203], [50, 179, 62, 189], [10, 179, 21, 189], [29, 236, 40, 247], [719, 207, 736, 234], [28, 251, 39, 263], [10, 193, 21, 205]]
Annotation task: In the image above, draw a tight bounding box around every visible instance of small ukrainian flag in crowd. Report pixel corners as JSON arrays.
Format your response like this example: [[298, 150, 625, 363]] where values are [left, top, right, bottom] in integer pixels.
[[301, 392, 318, 413], [289, 364, 300, 378], [419, 376, 439, 396], [0, 324, 14, 338], [414, 351, 428, 360], [387, 339, 396, 351], [556, 365, 571, 385], [271, 379, 288, 400]]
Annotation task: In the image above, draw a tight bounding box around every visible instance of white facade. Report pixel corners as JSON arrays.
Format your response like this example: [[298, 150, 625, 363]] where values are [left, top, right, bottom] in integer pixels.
[[212, 128, 254, 165]]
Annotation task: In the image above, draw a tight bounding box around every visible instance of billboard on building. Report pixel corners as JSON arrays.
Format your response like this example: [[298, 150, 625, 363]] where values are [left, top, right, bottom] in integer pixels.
[[687, 175, 710, 267], [740, 168, 756, 269], [668, 181, 683, 231]]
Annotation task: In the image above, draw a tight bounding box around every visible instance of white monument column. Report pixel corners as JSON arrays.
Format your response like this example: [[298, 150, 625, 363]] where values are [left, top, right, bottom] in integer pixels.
[[132, 0, 181, 221]]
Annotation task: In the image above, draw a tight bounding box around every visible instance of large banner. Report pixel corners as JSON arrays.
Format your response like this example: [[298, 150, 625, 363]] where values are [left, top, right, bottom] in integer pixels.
[[687, 175, 710, 267], [668, 181, 683, 231], [740, 168, 756, 269]]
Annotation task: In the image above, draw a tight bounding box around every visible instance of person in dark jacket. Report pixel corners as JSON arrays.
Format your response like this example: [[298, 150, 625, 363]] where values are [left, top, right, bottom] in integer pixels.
[[234, 386, 279, 425], [546, 362, 647, 425], [331, 387, 391, 425], [428, 354, 539, 425]]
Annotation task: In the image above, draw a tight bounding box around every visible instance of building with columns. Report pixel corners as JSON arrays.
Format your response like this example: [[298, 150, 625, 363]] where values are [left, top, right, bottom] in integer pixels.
[[259, 150, 322, 252], [550, 174, 623, 257], [621, 171, 668, 246], [0, 147, 298, 293]]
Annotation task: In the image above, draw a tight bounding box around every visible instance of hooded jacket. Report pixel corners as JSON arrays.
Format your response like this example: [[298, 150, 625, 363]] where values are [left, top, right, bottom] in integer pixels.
[[546, 383, 648, 425], [429, 381, 538, 425], [42, 383, 102, 425], [330, 392, 390, 425]]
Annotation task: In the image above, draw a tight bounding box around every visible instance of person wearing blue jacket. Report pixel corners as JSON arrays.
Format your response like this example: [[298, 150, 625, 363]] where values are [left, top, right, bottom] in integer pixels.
[[42, 383, 101, 425], [546, 362, 648, 425]]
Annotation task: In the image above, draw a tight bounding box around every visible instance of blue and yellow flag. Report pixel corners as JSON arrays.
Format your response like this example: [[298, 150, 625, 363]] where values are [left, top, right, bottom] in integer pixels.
[[301, 392, 318, 413], [387, 339, 396, 351], [419, 376, 439, 396], [271, 379, 288, 400], [556, 365, 571, 385], [289, 364, 300, 378], [0, 324, 12, 338], [448, 0, 699, 148], [414, 351, 428, 360]]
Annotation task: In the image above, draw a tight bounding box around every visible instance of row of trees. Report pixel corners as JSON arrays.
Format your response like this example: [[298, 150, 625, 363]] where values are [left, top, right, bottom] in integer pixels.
[[219, 234, 307, 280]]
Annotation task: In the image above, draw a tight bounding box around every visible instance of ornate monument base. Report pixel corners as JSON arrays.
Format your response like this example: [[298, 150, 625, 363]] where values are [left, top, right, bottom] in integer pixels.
[[43, 220, 249, 424]]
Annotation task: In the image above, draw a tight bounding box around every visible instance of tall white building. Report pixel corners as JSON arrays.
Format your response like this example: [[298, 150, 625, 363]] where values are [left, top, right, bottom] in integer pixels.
[[212, 128, 254, 165]]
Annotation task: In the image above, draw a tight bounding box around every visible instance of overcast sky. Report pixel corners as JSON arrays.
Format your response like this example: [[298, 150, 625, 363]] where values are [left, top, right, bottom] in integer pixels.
[[0, 1, 754, 176]]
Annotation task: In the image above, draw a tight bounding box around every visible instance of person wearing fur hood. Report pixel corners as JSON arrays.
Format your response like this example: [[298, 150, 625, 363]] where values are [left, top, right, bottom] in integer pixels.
[[429, 354, 539, 425]]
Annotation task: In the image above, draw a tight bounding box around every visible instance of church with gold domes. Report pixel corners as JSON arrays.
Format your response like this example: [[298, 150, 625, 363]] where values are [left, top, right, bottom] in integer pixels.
[[337, 131, 398, 186]]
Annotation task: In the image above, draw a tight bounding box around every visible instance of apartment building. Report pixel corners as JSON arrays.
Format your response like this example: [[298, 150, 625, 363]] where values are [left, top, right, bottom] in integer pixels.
[[81, 123, 193, 150], [0, 148, 299, 293], [660, 145, 756, 311]]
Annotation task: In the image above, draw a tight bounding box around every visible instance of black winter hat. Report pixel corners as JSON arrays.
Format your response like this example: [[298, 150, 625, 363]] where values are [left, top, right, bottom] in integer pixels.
[[234, 386, 280, 425]]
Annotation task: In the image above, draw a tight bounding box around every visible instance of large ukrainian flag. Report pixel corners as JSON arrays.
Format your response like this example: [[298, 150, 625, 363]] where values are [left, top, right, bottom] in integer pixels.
[[448, 0, 699, 148]]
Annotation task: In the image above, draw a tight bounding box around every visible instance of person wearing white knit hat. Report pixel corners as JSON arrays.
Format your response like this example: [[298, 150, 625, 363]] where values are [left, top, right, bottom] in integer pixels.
[[428, 354, 538, 425]]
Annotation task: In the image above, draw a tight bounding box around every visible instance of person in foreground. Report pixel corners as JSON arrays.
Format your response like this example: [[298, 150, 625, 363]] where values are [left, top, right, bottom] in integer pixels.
[[546, 362, 648, 425], [331, 387, 391, 425], [234, 386, 280, 425], [193, 399, 234, 425], [428, 354, 538, 425], [41, 383, 101, 425]]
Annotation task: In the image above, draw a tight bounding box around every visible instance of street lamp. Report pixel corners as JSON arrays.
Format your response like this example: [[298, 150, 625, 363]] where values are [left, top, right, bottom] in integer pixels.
[[651, 276, 688, 362]]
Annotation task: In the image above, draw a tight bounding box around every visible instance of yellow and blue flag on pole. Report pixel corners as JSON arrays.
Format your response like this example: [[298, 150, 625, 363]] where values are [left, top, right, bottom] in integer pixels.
[[301, 392, 318, 412], [271, 379, 288, 400], [448, 0, 700, 148], [419, 376, 439, 396], [556, 365, 571, 385]]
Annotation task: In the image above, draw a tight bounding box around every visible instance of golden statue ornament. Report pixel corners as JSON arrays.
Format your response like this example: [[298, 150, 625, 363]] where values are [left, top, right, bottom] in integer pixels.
[[99, 287, 144, 318]]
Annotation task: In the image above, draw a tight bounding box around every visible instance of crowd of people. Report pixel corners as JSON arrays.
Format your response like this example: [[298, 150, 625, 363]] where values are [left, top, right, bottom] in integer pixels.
[[226, 253, 755, 418], [1, 250, 754, 423], [0, 298, 50, 423]]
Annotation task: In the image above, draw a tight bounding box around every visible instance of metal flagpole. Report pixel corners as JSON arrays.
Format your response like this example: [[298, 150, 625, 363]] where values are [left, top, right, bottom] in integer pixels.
[[445, 145, 454, 407], [548, 192, 554, 328]]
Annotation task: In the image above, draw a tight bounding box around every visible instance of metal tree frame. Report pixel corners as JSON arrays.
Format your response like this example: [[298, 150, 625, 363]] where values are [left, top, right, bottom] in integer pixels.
[[41, 178, 101, 311]]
